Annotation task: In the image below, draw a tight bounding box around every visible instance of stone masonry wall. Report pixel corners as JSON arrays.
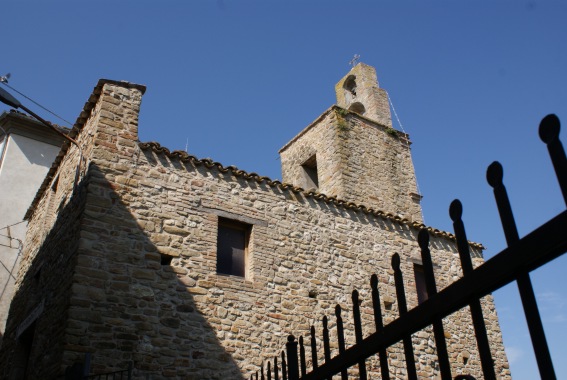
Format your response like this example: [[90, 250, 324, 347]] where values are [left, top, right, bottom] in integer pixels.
[[0, 111, 92, 378], [339, 111, 423, 223], [0, 181, 87, 379], [120, 143, 509, 379], [335, 63, 392, 128], [64, 96, 509, 379], [279, 110, 345, 196], [0, 79, 510, 379], [280, 107, 423, 223], [0, 80, 145, 379]]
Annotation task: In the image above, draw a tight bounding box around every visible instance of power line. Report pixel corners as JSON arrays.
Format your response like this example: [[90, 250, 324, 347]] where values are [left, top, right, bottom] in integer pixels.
[[0, 80, 74, 127], [387, 93, 425, 220], [0, 220, 27, 230], [0, 242, 20, 249]]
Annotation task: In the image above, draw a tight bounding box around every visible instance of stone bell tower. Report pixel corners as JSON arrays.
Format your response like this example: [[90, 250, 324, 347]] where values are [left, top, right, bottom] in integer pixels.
[[335, 63, 392, 128], [279, 63, 423, 222]]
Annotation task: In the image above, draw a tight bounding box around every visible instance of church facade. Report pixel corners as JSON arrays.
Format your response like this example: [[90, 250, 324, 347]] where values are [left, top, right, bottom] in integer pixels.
[[0, 64, 509, 379]]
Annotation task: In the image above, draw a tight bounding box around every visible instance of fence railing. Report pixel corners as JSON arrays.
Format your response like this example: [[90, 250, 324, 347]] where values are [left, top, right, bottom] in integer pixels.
[[251, 114, 566, 380]]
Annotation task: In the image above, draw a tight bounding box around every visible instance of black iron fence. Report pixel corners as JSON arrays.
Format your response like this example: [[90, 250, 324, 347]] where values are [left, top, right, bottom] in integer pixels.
[[251, 114, 566, 380]]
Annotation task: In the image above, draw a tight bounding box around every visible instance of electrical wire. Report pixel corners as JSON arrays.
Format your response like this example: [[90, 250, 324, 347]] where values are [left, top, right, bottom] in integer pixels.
[[387, 93, 425, 221], [0, 77, 84, 190], [0, 237, 22, 300], [1, 81, 74, 127], [0, 242, 20, 250], [0, 220, 27, 230]]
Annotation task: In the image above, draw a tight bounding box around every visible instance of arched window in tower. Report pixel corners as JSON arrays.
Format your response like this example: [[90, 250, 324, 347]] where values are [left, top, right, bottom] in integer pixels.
[[349, 102, 366, 116], [344, 75, 357, 96]]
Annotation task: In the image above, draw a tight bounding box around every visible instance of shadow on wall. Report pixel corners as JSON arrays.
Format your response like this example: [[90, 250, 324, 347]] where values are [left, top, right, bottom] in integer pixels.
[[0, 163, 243, 379]]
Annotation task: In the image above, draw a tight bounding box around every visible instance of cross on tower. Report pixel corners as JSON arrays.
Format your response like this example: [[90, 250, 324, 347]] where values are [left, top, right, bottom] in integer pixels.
[[349, 54, 360, 68]]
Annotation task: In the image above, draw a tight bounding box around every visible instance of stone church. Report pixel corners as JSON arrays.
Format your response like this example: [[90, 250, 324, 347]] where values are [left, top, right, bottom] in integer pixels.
[[0, 63, 509, 379]]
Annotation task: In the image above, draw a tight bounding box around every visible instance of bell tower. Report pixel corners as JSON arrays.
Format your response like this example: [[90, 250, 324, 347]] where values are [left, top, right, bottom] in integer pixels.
[[335, 63, 392, 128], [279, 63, 423, 222]]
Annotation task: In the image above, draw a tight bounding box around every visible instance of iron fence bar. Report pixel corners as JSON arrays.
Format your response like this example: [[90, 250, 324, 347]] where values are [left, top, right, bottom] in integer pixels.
[[449, 202, 497, 380], [275, 356, 279, 380], [335, 305, 348, 380], [299, 211, 567, 380], [392, 254, 418, 380], [539, 114, 567, 205], [418, 229, 452, 380], [286, 335, 300, 380], [268, 362, 272, 380], [370, 274, 390, 380], [487, 161, 556, 379]]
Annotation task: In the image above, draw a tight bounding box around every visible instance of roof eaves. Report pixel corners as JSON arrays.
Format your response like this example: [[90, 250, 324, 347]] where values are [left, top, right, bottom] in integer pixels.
[[140, 141, 484, 250]]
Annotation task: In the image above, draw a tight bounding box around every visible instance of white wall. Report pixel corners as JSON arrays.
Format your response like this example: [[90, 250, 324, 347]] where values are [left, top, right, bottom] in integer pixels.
[[0, 133, 61, 335]]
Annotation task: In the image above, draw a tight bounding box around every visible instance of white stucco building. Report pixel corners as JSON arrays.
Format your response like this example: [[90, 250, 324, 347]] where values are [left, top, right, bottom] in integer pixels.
[[0, 110, 65, 339]]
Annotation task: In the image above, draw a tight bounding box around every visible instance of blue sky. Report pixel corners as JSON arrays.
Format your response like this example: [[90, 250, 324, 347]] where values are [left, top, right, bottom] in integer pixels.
[[2, 1, 566, 378]]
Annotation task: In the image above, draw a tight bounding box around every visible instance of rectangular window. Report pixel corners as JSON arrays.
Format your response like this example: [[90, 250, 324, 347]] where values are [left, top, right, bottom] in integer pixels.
[[217, 218, 250, 277], [414, 264, 428, 304], [301, 154, 319, 189]]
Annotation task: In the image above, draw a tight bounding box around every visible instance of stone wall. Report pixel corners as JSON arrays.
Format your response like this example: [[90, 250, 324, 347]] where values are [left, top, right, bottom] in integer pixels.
[[0, 80, 145, 379], [279, 109, 345, 197], [335, 63, 392, 128], [125, 141, 508, 379], [0, 79, 509, 379], [280, 107, 423, 223]]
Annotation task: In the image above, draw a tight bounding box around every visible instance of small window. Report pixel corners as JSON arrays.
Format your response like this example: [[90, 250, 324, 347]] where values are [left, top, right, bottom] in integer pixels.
[[217, 218, 250, 277], [414, 264, 428, 304], [301, 155, 319, 189]]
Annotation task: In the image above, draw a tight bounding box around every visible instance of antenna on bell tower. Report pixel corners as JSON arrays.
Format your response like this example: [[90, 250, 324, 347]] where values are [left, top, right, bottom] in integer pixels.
[[348, 54, 360, 68]]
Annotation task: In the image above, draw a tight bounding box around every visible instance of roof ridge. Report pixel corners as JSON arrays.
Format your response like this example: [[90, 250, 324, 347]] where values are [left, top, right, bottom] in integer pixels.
[[139, 141, 484, 250]]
